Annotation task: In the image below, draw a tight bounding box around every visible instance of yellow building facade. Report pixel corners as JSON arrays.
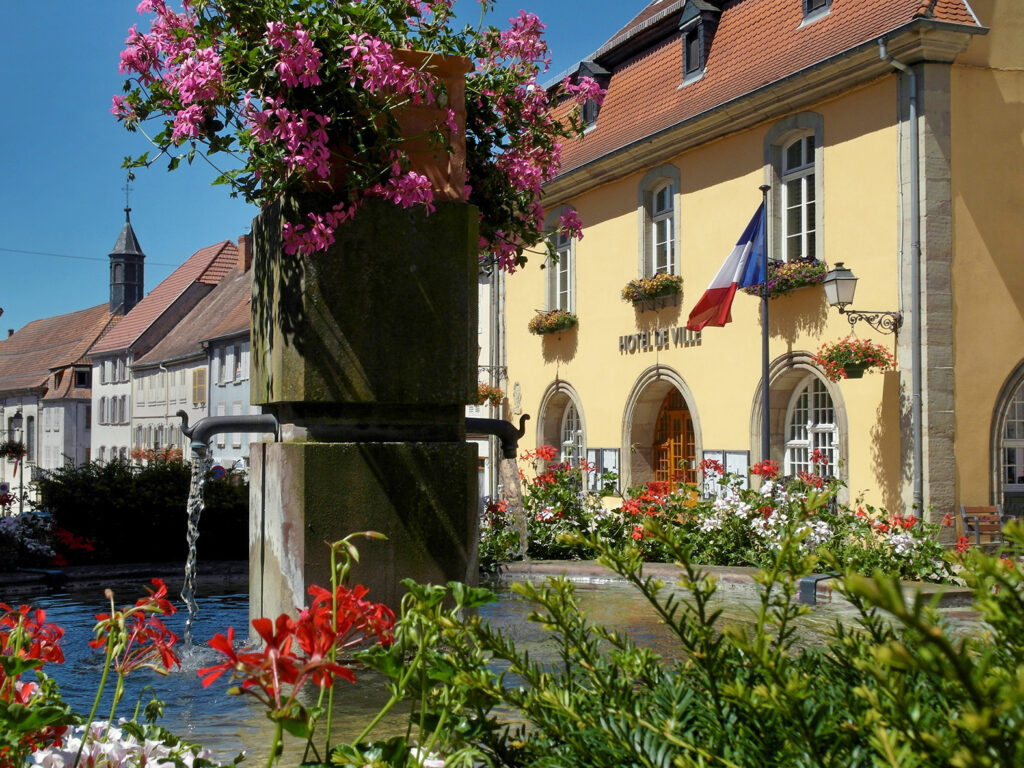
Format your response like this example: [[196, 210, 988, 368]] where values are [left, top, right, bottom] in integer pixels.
[[502, 0, 1023, 522]]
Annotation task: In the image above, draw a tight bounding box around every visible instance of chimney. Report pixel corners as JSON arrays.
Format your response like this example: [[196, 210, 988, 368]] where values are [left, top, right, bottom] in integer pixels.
[[237, 234, 252, 272], [7, 330, 13, 338]]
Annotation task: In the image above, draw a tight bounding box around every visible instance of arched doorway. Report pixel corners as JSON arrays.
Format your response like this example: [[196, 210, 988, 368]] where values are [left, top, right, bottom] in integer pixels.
[[653, 390, 696, 485], [622, 366, 702, 489]]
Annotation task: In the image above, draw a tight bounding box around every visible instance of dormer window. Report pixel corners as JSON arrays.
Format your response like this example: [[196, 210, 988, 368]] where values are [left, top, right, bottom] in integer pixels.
[[569, 60, 610, 130], [678, 1, 721, 85], [802, 0, 831, 22]]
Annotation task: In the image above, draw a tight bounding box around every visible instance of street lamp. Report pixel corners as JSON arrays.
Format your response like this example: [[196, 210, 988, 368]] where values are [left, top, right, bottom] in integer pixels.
[[823, 262, 903, 335], [9, 409, 23, 514]]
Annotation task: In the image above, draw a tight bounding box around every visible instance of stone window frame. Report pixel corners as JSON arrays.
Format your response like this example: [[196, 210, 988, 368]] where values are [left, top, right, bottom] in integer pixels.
[[637, 164, 682, 278], [763, 112, 825, 264]]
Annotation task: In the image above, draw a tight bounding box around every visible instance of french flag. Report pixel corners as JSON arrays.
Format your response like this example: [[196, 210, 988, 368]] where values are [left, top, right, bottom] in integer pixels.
[[686, 202, 766, 331]]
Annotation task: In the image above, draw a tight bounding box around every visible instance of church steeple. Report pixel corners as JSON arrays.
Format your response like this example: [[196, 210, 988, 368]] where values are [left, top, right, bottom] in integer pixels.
[[109, 202, 146, 316]]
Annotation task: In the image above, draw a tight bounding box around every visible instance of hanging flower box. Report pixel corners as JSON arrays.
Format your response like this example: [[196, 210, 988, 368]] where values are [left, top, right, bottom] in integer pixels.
[[0, 441, 25, 461], [813, 337, 896, 382], [742, 258, 826, 299], [528, 310, 578, 335], [621, 273, 683, 306], [476, 383, 503, 407]]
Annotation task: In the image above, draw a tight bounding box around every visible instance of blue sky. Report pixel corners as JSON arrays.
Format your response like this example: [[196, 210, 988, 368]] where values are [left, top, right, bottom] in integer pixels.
[[0, 2, 640, 336]]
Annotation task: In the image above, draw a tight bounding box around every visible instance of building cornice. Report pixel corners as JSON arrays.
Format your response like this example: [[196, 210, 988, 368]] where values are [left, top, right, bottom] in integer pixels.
[[543, 19, 983, 203]]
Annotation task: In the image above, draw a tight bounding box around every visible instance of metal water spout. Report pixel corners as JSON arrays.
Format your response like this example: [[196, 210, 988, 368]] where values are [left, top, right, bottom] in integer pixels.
[[466, 414, 530, 459], [177, 410, 280, 450]]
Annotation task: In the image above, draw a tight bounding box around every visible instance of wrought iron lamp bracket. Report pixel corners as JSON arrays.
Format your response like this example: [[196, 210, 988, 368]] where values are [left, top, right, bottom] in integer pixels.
[[837, 307, 903, 335]]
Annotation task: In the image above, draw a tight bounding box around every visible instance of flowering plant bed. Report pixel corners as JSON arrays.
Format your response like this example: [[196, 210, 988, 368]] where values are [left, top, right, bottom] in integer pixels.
[[741, 258, 827, 299], [114, 0, 602, 269], [476, 383, 503, 408], [814, 337, 896, 381], [528, 309, 578, 335], [621, 273, 683, 305]]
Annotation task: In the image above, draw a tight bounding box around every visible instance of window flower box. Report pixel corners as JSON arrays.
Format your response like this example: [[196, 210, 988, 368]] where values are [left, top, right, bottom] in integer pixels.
[[742, 258, 826, 299], [813, 337, 896, 381], [621, 273, 683, 306], [0, 441, 25, 461], [476, 383, 503, 407], [528, 310, 579, 335]]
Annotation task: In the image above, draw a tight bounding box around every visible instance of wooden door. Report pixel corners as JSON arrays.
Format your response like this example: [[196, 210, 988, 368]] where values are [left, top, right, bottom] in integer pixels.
[[654, 390, 695, 485]]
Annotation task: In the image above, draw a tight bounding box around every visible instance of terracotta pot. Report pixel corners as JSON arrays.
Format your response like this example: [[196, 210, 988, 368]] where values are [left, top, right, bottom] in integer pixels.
[[391, 49, 473, 202]]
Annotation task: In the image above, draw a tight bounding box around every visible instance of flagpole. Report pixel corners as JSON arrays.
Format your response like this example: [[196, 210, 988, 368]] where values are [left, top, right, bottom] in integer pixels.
[[759, 184, 771, 466]]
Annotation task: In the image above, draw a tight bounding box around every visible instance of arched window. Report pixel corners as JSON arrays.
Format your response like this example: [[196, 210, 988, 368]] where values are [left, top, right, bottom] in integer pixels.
[[784, 375, 837, 477], [999, 381, 1024, 513], [653, 390, 696, 485], [781, 135, 816, 261], [560, 403, 584, 466]]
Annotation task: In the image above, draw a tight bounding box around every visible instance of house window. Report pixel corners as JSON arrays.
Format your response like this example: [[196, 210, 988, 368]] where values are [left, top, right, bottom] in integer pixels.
[[216, 403, 227, 448], [75, 369, 90, 388], [547, 230, 575, 313], [638, 165, 681, 278], [218, 347, 228, 385], [240, 344, 250, 381], [783, 375, 837, 477], [232, 402, 243, 448], [192, 368, 208, 406], [85, 406, 91, 430], [233, 344, 243, 381], [25, 416, 34, 462], [560, 402, 583, 467], [650, 183, 675, 274], [782, 135, 816, 261], [803, 0, 831, 20], [765, 113, 824, 264], [99, 397, 107, 425], [99, 446, 106, 463], [586, 448, 620, 494], [684, 25, 702, 75], [135, 426, 143, 450]]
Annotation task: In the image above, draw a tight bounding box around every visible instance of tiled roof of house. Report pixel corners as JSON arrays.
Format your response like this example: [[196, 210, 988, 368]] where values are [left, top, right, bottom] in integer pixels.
[[0, 304, 112, 394], [89, 240, 239, 356], [555, 0, 981, 178], [134, 265, 251, 367]]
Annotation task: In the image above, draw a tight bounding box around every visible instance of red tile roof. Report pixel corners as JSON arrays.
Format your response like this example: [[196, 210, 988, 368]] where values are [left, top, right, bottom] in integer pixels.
[[555, 0, 981, 178], [0, 304, 112, 394], [89, 240, 239, 356], [134, 265, 251, 367]]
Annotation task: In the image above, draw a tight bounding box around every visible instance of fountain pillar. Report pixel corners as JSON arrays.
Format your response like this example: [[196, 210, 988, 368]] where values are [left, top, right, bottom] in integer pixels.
[[249, 198, 479, 621]]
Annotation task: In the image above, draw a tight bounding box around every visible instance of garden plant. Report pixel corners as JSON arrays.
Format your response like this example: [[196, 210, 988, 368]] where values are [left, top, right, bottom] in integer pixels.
[[114, 0, 601, 270], [481, 448, 953, 583], [4, 521, 1024, 766]]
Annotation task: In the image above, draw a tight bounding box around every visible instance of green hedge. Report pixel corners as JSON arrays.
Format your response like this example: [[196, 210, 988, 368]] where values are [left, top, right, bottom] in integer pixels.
[[33, 459, 248, 565]]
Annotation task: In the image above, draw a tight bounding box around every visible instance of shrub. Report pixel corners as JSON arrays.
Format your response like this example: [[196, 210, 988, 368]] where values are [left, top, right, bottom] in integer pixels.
[[33, 459, 249, 565], [0, 511, 55, 571], [620, 273, 683, 304]]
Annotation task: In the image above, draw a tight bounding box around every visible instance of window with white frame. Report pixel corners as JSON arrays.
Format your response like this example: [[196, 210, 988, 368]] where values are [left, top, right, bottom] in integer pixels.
[[135, 426, 143, 450], [783, 375, 837, 477], [638, 165, 681, 278], [219, 347, 228, 385], [560, 402, 584, 467], [803, 0, 831, 20], [233, 343, 243, 381], [216, 403, 227, 448], [781, 135, 816, 261], [547, 230, 574, 313], [1001, 383, 1024, 488], [99, 446, 106, 463], [649, 183, 675, 274]]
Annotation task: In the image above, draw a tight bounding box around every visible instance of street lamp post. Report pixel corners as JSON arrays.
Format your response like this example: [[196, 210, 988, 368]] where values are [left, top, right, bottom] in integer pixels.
[[9, 410, 23, 515]]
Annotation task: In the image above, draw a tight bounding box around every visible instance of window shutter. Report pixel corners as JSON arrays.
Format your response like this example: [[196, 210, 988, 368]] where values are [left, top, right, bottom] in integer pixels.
[[643, 190, 654, 275]]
